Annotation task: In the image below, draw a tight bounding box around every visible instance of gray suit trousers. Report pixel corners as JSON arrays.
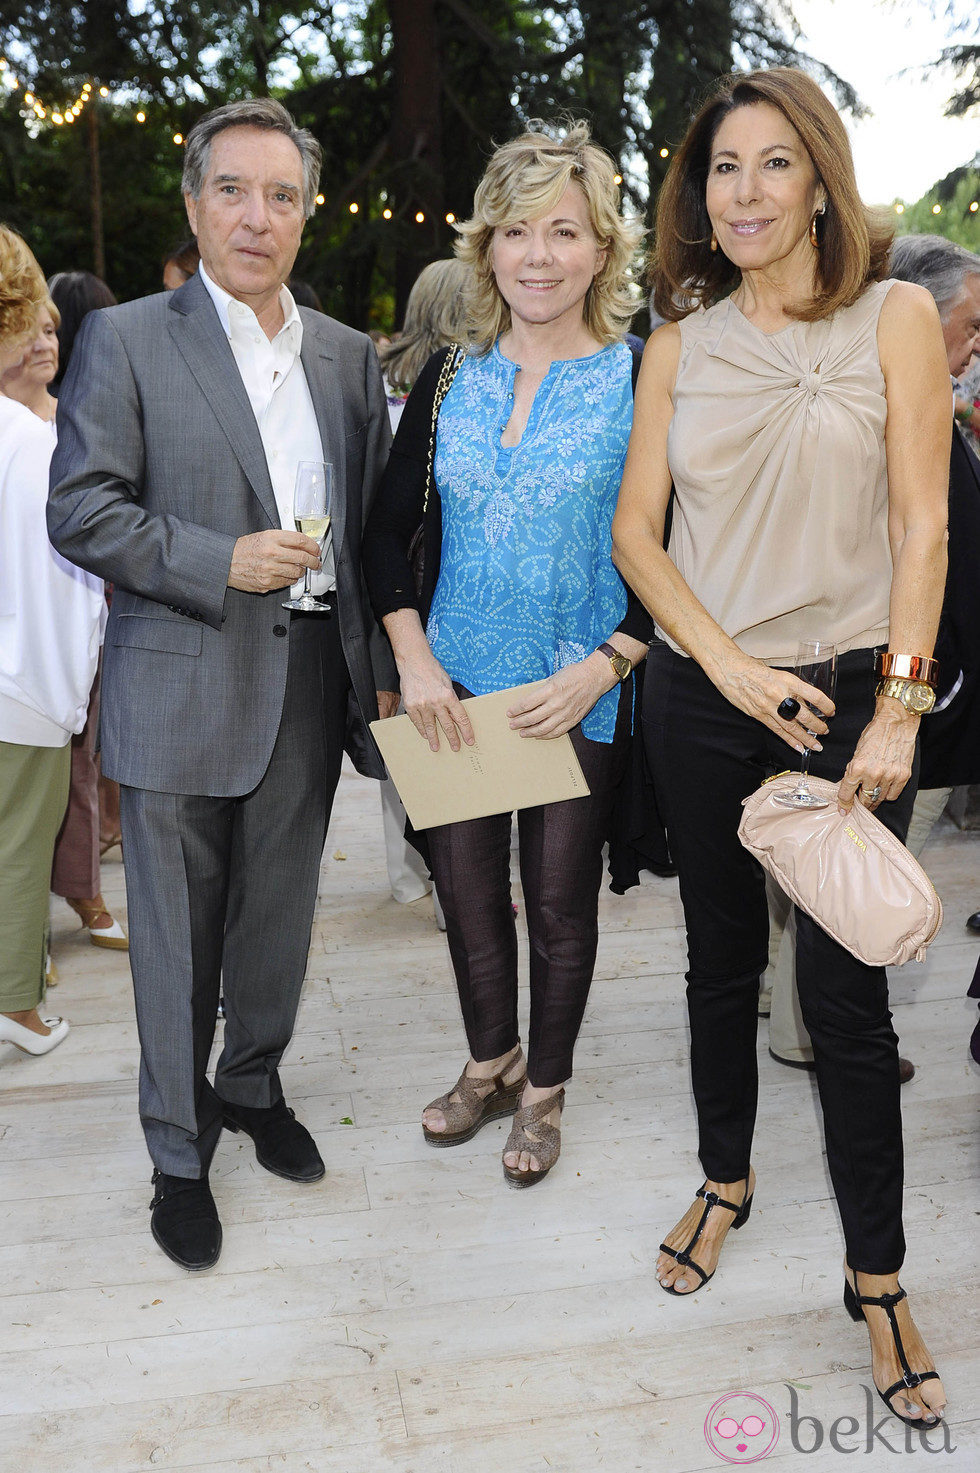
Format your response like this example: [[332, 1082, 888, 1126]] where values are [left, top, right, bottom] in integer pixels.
[[120, 612, 349, 1177]]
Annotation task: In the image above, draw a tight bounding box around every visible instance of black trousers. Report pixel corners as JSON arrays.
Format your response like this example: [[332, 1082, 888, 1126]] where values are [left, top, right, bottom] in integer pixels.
[[427, 686, 630, 1088], [121, 610, 349, 1178], [643, 644, 917, 1273]]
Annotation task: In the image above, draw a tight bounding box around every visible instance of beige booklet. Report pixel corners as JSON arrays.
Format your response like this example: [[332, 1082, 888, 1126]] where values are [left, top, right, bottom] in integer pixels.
[[370, 682, 591, 829]]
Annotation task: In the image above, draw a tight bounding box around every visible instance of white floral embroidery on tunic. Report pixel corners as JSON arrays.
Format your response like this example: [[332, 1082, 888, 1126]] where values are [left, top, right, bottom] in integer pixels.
[[426, 339, 633, 743]]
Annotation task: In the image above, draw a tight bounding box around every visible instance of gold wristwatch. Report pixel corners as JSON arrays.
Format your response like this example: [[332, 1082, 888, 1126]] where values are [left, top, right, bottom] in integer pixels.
[[596, 642, 633, 682], [876, 676, 936, 715]]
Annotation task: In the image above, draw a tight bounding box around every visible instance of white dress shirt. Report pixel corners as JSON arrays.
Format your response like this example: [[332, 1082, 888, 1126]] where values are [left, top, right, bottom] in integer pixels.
[[199, 263, 333, 595]]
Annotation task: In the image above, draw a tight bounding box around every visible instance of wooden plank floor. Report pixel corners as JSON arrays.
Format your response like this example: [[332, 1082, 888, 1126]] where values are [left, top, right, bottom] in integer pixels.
[[2, 764, 978, 1472]]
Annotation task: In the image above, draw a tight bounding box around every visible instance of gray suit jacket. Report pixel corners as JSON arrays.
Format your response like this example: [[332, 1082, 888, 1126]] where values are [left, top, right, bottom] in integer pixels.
[[47, 273, 394, 795]]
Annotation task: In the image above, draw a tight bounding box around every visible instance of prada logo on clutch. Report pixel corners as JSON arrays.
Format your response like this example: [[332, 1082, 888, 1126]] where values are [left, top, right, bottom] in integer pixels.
[[843, 825, 867, 853]]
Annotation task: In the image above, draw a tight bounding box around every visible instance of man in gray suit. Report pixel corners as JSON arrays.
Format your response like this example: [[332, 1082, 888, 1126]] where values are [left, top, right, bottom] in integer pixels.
[[48, 99, 395, 1270]]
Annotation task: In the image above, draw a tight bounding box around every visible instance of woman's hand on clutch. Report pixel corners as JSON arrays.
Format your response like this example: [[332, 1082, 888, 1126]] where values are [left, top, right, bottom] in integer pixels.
[[713, 652, 835, 752], [507, 657, 614, 739], [837, 704, 918, 812], [399, 649, 475, 753]]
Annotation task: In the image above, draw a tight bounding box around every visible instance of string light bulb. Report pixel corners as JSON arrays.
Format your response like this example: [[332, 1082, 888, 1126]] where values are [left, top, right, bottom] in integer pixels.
[[415, 211, 425, 223], [613, 174, 622, 184], [932, 203, 942, 214], [136, 110, 145, 123], [173, 132, 183, 145], [445, 212, 455, 223], [659, 147, 669, 158], [315, 193, 325, 206], [382, 208, 392, 220], [895, 203, 905, 214], [349, 201, 358, 214], [970, 201, 979, 213]]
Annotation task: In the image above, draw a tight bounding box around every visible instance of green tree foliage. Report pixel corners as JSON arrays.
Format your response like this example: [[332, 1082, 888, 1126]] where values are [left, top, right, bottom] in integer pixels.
[[895, 160, 980, 249], [933, 0, 979, 120], [1, 0, 858, 323]]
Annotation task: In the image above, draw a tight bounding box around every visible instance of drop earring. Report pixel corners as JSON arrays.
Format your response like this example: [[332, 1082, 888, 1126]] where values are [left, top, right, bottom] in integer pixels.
[[710, 229, 718, 253], [810, 203, 826, 249]]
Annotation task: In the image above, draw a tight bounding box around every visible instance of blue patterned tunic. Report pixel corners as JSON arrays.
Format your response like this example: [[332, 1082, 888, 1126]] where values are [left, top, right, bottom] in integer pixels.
[[426, 338, 633, 742]]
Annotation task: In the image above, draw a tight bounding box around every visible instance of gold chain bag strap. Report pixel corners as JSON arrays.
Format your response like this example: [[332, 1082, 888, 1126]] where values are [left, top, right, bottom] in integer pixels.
[[409, 343, 466, 596], [737, 773, 942, 967]]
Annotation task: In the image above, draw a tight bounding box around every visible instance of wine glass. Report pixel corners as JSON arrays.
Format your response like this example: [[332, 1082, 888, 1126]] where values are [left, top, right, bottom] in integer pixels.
[[282, 460, 333, 613], [773, 639, 837, 810]]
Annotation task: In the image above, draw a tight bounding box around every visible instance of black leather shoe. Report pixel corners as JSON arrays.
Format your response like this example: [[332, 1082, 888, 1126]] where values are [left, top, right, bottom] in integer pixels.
[[768, 1046, 815, 1072], [967, 911, 980, 934], [149, 1170, 222, 1270], [768, 1046, 915, 1085], [221, 1097, 325, 1182]]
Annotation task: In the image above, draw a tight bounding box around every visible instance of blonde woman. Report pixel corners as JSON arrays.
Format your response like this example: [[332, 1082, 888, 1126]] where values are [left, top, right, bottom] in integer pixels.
[[364, 122, 650, 1186], [0, 226, 105, 1055], [376, 257, 471, 912], [1, 292, 126, 954], [0, 296, 59, 426], [380, 258, 470, 430], [613, 70, 948, 1424]]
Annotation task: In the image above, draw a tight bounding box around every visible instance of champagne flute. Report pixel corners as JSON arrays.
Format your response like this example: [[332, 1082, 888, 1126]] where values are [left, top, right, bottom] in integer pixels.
[[773, 639, 837, 810], [282, 460, 333, 613]]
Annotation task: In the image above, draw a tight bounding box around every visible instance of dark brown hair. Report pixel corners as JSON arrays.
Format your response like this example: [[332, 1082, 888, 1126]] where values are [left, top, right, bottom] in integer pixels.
[[651, 68, 893, 323], [46, 270, 117, 386], [163, 237, 201, 278]]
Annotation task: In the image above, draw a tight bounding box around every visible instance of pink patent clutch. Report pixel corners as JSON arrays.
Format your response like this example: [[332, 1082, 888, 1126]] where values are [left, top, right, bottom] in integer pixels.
[[738, 774, 943, 967]]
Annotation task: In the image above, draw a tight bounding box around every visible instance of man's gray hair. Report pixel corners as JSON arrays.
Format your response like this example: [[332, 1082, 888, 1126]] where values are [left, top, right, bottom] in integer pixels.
[[181, 98, 322, 219], [889, 234, 980, 320]]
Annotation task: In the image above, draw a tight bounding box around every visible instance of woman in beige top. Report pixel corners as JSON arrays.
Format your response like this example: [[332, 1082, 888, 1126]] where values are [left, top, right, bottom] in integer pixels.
[[613, 69, 950, 1427]]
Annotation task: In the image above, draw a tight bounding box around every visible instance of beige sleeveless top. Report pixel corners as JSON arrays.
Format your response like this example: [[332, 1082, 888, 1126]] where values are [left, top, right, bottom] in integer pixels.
[[663, 280, 895, 663]]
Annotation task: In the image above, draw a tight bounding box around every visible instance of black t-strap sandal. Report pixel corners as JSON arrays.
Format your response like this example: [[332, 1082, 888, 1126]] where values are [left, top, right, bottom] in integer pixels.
[[843, 1277, 943, 1426], [658, 1179, 754, 1295]]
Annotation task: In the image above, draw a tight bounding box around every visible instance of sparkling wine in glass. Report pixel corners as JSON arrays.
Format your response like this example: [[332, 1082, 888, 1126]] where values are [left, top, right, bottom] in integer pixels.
[[282, 460, 333, 613], [773, 639, 837, 810]]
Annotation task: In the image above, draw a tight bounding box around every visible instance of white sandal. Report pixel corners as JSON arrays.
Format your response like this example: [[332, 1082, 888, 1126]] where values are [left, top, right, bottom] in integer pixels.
[[66, 899, 129, 950]]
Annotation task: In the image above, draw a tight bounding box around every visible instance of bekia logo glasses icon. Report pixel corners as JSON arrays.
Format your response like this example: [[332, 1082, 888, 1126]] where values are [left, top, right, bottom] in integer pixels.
[[704, 1392, 780, 1463]]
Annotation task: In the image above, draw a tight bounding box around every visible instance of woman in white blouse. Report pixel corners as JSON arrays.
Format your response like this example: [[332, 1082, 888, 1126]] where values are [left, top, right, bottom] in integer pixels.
[[2, 290, 127, 952], [0, 227, 106, 1056]]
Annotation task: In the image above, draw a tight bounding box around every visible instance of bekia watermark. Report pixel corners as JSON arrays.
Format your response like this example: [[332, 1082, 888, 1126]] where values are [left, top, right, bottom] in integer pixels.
[[703, 1386, 955, 1461], [703, 1393, 780, 1464]]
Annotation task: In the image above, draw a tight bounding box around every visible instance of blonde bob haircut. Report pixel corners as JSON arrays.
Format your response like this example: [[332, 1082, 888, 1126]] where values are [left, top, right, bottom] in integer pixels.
[[0, 224, 48, 347], [651, 68, 893, 324], [380, 258, 470, 392], [454, 120, 643, 350]]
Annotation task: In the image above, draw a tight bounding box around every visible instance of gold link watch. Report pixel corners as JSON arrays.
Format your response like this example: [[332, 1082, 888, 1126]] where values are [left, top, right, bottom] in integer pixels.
[[596, 642, 633, 682], [875, 676, 936, 715]]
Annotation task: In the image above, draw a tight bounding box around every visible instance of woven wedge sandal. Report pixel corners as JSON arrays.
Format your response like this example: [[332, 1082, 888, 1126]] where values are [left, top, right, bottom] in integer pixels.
[[422, 1049, 526, 1147], [66, 898, 129, 951], [502, 1087, 565, 1188]]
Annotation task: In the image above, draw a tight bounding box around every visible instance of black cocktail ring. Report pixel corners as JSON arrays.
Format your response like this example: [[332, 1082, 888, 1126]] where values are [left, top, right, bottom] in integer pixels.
[[777, 696, 801, 721]]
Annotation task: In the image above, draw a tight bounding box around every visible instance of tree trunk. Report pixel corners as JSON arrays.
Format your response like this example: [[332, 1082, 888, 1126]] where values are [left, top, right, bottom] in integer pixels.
[[389, 0, 445, 322], [88, 102, 106, 281]]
